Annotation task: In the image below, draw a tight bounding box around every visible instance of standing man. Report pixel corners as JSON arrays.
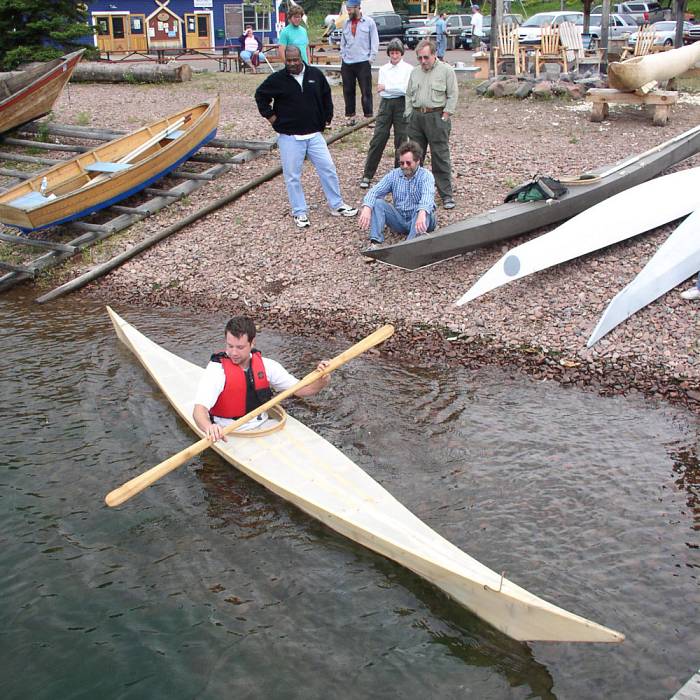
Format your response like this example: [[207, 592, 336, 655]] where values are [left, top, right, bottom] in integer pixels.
[[471, 5, 484, 52], [254, 46, 358, 229], [360, 39, 413, 189], [405, 39, 458, 210], [435, 12, 448, 60], [340, 0, 379, 126], [358, 140, 437, 246], [278, 5, 310, 64], [193, 316, 331, 441]]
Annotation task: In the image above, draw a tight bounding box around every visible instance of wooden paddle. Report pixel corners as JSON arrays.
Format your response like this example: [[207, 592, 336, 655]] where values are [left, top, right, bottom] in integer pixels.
[[105, 323, 395, 507]]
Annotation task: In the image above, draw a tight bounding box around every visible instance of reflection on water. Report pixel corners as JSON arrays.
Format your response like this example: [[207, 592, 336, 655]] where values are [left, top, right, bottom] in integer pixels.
[[0, 288, 699, 700]]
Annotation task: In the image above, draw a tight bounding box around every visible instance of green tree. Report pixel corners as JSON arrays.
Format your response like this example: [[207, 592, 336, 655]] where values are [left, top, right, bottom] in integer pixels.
[[0, 0, 95, 69]]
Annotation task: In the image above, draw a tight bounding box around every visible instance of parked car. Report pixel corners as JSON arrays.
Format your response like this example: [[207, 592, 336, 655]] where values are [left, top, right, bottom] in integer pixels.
[[328, 12, 408, 46], [574, 13, 638, 47], [686, 22, 700, 42], [403, 13, 472, 49], [628, 19, 694, 46], [591, 3, 665, 25], [518, 11, 584, 46], [458, 14, 524, 50]]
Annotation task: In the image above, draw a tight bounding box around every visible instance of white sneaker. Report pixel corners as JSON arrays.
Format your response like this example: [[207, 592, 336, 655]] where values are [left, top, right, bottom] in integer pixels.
[[680, 286, 700, 300], [294, 214, 310, 228], [332, 203, 358, 217]]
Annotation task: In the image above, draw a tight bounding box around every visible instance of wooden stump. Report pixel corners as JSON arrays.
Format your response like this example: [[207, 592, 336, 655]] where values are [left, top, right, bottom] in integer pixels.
[[71, 62, 192, 83]]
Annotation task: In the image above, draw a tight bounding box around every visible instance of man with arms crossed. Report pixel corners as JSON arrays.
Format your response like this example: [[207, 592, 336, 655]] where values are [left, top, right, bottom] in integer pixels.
[[193, 316, 331, 442], [255, 46, 357, 229]]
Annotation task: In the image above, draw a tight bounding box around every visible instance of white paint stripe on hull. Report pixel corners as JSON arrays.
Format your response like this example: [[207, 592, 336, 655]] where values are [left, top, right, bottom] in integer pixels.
[[587, 207, 700, 346], [455, 167, 700, 307], [107, 308, 625, 643]]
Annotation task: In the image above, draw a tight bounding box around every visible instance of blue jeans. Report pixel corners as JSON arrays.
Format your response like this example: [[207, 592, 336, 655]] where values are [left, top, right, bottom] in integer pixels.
[[277, 133, 343, 216], [369, 199, 436, 243]]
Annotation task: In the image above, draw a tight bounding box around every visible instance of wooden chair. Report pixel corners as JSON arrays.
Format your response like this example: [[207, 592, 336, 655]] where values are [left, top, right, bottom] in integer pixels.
[[558, 21, 604, 74], [534, 24, 568, 78], [620, 25, 656, 60], [493, 25, 523, 76]]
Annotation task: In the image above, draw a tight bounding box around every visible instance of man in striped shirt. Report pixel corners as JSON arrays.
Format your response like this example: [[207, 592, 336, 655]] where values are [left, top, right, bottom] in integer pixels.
[[358, 140, 437, 246]]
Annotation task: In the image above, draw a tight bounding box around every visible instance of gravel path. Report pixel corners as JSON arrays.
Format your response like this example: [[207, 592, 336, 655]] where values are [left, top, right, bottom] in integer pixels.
[[42, 70, 700, 411]]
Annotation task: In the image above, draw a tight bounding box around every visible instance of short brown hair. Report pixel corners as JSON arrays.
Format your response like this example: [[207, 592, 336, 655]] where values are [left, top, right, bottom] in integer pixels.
[[416, 39, 436, 55], [288, 5, 304, 18], [397, 140, 423, 163], [225, 316, 256, 342]]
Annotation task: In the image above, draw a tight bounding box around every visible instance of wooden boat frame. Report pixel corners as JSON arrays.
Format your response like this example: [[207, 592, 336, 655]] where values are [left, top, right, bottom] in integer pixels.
[[0, 50, 84, 135], [362, 125, 700, 270], [0, 98, 220, 231]]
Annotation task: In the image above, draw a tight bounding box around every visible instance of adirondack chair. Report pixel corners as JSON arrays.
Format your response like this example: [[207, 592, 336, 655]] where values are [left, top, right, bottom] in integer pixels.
[[620, 25, 656, 60], [533, 24, 568, 78], [558, 21, 604, 74], [493, 24, 523, 76]]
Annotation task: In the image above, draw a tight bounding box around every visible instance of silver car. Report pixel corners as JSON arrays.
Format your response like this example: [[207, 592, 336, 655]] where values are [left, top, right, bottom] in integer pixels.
[[574, 13, 639, 47]]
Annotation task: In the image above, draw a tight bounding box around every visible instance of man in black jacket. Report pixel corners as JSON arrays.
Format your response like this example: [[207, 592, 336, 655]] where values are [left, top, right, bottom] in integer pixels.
[[255, 46, 357, 229]]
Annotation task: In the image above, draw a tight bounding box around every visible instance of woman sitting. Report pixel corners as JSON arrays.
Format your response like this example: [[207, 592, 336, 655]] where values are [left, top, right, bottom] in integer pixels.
[[238, 25, 262, 73]]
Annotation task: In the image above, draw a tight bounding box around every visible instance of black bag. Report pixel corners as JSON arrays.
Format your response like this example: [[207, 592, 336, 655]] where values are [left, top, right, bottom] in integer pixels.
[[504, 175, 568, 203]]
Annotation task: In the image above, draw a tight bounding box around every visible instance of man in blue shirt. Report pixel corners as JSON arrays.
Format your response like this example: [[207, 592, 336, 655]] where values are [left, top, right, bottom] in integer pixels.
[[340, 0, 379, 125], [358, 140, 437, 246], [435, 12, 447, 60]]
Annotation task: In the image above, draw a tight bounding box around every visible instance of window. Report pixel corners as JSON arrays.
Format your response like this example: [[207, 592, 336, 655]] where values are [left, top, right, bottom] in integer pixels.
[[243, 4, 271, 32], [130, 16, 144, 34], [112, 16, 125, 39], [197, 15, 208, 37], [96, 16, 110, 35]]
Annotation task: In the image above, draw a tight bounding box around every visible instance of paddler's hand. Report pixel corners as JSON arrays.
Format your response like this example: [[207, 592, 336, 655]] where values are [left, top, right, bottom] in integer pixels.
[[204, 422, 227, 443], [317, 360, 331, 385]]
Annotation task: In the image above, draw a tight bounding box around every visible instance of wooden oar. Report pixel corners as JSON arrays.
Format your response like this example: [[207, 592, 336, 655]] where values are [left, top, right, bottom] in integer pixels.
[[105, 323, 395, 507]]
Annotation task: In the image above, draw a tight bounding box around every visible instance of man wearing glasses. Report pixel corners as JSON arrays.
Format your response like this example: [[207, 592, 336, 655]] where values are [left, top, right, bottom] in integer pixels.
[[358, 140, 437, 248], [405, 39, 458, 210]]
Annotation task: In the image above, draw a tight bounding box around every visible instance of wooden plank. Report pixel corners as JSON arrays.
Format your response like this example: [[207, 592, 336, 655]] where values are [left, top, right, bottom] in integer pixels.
[[0, 231, 76, 252], [0, 137, 89, 152], [670, 668, 700, 700], [0, 260, 34, 274], [587, 88, 679, 105]]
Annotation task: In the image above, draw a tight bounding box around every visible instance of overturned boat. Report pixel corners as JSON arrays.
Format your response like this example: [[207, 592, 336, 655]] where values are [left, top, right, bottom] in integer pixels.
[[363, 125, 700, 270], [107, 307, 625, 644], [0, 98, 219, 232], [455, 166, 700, 306], [0, 49, 84, 134]]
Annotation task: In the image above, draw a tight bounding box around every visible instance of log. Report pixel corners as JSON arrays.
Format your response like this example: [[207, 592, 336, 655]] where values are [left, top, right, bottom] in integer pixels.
[[70, 62, 192, 83]]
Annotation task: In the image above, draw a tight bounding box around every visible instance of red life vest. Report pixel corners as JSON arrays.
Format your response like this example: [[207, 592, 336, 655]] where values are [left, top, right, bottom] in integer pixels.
[[209, 349, 272, 419]]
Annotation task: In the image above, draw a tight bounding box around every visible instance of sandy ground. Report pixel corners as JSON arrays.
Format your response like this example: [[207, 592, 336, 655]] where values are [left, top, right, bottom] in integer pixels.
[[14, 66, 700, 410]]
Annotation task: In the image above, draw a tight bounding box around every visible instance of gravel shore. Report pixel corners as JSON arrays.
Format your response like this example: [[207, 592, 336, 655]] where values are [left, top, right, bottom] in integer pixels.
[[36, 70, 700, 410]]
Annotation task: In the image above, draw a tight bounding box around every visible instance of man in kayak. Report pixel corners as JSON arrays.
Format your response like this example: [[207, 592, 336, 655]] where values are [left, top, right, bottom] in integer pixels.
[[358, 139, 437, 247], [193, 316, 331, 442]]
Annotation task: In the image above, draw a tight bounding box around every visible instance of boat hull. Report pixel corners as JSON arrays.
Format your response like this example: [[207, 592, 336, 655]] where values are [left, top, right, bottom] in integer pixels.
[[456, 166, 700, 305], [106, 307, 624, 644], [587, 207, 700, 346], [608, 42, 700, 91], [0, 98, 220, 231], [0, 50, 84, 134], [363, 125, 700, 270]]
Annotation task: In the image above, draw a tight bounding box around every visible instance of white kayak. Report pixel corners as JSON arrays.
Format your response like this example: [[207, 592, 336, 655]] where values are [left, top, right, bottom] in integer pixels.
[[107, 307, 624, 644], [587, 207, 700, 346], [455, 166, 700, 307]]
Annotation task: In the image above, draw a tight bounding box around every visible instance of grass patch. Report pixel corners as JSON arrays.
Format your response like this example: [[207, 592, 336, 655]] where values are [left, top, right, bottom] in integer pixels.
[[75, 111, 91, 126]]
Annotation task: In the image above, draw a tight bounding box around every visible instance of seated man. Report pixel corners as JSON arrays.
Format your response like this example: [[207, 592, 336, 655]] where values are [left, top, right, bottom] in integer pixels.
[[358, 140, 437, 247], [193, 316, 330, 442]]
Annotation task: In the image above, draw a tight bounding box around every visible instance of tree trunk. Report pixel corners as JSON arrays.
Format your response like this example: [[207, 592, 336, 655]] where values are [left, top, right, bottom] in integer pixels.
[[71, 62, 192, 83]]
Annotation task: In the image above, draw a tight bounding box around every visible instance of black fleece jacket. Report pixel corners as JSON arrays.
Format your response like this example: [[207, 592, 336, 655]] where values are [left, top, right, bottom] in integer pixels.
[[254, 65, 334, 135]]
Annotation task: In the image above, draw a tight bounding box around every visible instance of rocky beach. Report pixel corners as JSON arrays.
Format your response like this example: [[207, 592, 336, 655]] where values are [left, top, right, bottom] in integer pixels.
[[14, 68, 700, 411]]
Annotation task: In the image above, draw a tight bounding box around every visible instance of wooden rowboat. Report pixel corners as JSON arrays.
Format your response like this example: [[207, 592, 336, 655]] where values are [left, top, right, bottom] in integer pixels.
[[608, 42, 700, 91], [363, 124, 700, 270], [107, 307, 624, 644], [587, 207, 700, 346], [0, 98, 219, 232], [455, 166, 700, 306], [0, 49, 84, 135]]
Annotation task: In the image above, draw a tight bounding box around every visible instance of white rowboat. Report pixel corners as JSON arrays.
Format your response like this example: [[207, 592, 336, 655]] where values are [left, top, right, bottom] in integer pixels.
[[587, 207, 700, 346], [455, 167, 700, 307], [107, 307, 624, 644]]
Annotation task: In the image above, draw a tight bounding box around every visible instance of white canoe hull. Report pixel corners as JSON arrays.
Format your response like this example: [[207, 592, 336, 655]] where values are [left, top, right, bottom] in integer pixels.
[[456, 167, 700, 306], [608, 42, 700, 91], [107, 307, 624, 643], [587, 207, 700, 346]]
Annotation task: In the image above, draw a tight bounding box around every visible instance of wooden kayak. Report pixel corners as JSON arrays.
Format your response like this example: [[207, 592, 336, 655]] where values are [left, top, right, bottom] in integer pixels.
[[587, 207, 700, 346], [362, 124, 700, 270], [0, 49, 84, 135], [0, 98, 219, 232], [107, 307, 624, 644], [455, 166, 700, 306], [608, 42, 700, 91]]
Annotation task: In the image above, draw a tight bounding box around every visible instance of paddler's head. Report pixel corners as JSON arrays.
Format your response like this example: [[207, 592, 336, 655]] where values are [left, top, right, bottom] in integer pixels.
[[285, 45, 304, 75], [224, 316, 257, 367]]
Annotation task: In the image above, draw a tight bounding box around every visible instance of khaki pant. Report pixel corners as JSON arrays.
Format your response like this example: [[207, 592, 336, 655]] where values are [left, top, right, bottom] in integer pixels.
[[408, 110, 453, 201]]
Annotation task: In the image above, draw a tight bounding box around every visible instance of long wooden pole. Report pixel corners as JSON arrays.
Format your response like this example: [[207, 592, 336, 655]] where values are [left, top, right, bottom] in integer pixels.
[[104, 321, 394, 507]]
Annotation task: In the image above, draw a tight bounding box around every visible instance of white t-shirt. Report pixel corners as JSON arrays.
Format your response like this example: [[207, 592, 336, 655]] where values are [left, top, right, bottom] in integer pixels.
[[378, 59, 413, 99], [194, 354, 298, 431]]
